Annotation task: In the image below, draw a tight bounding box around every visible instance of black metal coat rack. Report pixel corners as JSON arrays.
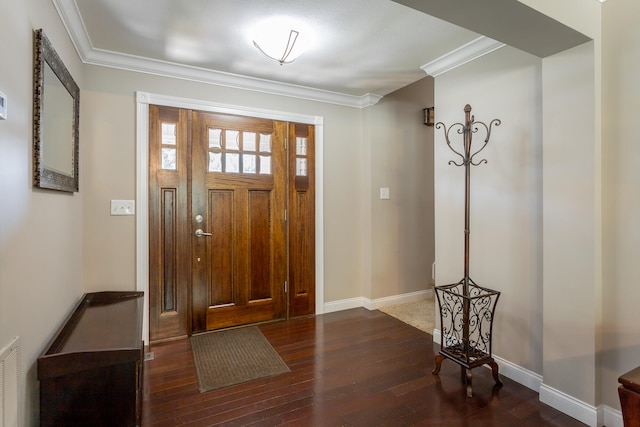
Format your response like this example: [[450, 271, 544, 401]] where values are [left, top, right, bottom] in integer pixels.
[[432, 104, 502, 397]]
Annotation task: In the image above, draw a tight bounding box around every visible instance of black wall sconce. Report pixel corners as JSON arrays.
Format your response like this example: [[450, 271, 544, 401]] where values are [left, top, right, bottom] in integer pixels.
[[423, 107, 435, 126]]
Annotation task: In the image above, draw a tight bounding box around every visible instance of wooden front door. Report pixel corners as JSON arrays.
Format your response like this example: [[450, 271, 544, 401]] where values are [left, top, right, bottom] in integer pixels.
[[191, 111, 287, 331], [148, 105, 314, 342]]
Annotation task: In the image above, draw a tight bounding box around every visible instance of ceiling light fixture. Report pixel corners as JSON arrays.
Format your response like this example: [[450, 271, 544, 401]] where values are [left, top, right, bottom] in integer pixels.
[[249, 16, 313, 66], [253, 29, 301, 65]]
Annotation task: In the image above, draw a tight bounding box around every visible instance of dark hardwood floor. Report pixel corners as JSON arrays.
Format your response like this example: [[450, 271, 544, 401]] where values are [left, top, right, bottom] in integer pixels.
[[142, 308, 586, 426]]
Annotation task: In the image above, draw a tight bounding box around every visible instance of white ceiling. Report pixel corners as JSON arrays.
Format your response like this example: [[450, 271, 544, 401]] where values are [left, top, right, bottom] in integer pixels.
[[55, 0, 485, 104], [53, 0, 591, 107]]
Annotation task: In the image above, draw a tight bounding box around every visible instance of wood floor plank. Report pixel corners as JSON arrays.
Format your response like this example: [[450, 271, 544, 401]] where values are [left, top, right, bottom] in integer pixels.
[[142, 308, 586, 426]]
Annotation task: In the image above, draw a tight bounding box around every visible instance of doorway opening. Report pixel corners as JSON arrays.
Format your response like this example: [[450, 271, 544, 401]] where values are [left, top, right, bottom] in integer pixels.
[[135, 92, 325, 344]]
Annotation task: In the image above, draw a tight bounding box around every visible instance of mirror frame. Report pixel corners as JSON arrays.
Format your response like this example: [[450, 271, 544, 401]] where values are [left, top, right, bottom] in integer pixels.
[[33, 28, 80, 192]]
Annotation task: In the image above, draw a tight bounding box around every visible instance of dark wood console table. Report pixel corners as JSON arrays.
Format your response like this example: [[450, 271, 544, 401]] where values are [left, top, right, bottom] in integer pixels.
[[619, 365, 640, 427], [38, 291, 144, 427]]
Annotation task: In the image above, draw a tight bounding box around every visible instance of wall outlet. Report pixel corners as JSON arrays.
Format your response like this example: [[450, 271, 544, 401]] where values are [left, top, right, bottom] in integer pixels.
[[110, 200, 135, 215]]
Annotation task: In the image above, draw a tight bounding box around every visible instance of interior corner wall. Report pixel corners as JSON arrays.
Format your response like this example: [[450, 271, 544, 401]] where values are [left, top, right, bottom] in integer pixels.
[[516, 0, 611, 421], [601, 0, 640, 413], [541, 41, 598, 408], [434, 46, 543, 374], [367, 77, 435, 300], [0, 1, 85, 425], [361, 103, 373, 302]]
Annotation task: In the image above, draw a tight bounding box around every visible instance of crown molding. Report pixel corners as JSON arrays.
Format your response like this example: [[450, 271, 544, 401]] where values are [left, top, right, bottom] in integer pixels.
[[52, 0, 382, 108], [421, 36, 505, 77], [86, 47, 384, 108], [52, 0, 93, 60]]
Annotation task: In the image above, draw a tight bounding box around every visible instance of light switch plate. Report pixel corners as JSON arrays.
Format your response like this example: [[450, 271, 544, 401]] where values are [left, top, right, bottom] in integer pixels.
[[111, 200, 135, 216], [380, 187, 390, 200]]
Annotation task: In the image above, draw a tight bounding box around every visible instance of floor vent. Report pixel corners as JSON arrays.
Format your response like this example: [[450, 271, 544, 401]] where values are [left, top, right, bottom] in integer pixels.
[[0, 336, 19, 427]]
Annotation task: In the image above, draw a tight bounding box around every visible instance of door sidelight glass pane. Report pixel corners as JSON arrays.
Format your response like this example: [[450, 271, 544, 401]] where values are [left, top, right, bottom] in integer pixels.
[[162, 148, 176, 170]]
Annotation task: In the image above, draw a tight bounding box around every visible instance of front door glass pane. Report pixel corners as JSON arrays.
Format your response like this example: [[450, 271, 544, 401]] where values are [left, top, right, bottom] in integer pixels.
[[209, 152, 222, 172], [260, 155, 271, 174], [226, 130, 240, 150], [244, 132, 256, 152], [226, 153, 239, 173], [209, 128, 222, 148], [206, 129, 274, 175], [243, 154, 256, 174], [260, 133, 271, 153]]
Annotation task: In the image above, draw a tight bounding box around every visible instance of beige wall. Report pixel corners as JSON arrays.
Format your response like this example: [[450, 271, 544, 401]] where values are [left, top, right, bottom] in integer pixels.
[[435, 46, 543, 374], [2, 44, 434, 425], [9, 0, 640, 425], [435, 0, 640, 423], [80, 65, 370, 304], [368, 78, 435, 300], [81, 64, 434, 306], [601, 0, 640, 413], [542, 40, 598, 407], [78, 0, 640, 423], [0, 1, 85, 426]]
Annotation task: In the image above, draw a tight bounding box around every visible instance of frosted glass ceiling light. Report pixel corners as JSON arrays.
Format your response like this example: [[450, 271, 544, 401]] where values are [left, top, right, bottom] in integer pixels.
[[254, 29, 300, 65], [251, 17, 312, 65]]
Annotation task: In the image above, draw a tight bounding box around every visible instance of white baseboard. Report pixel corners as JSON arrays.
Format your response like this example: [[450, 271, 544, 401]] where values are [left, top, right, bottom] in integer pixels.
[[366, 289, 434, 310], [493, 354, 543, 392], [539, 384, 598, 426], [538, 386, 624, 427], [602, 404, 623, 427], [323, 289, 433, 313], [431, 329, 621, 427], [323, 297, 368, 313]]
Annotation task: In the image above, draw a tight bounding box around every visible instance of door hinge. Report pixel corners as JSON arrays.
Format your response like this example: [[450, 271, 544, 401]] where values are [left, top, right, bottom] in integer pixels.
[[284, 209, 287, 221], [284, 135, 288, 150], [284, 281, 288, 293]]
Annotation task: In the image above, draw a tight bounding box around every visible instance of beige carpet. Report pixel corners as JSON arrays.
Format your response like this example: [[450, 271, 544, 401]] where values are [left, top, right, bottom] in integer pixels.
[[190, 326, 290, 392], [379, 297, 436, 335]]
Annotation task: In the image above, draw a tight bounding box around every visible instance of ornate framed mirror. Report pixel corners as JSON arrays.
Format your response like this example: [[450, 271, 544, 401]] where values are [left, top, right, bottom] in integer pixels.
[[33, 28, 80, 192]]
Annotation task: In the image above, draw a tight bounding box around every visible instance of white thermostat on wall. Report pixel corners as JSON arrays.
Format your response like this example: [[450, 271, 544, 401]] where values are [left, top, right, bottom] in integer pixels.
[[0, 91, 6, 120]]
